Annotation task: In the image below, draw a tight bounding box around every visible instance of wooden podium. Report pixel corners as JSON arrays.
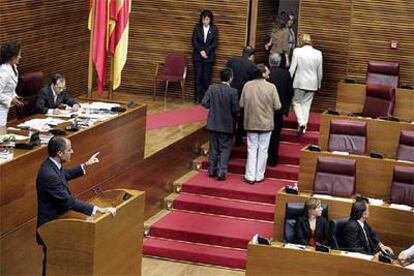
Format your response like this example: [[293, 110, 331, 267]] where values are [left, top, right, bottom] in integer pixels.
[[38, 189, 145, 276]]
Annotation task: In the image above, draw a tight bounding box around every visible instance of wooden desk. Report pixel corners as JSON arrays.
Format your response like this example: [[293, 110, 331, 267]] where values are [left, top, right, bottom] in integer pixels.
[[0, 99, 146, 275], [336, 82, 414, 121], [246, 242, 412, 276], [298, 149, 414, 199], [319, 112, 414, 157], [273, 191, 414, 254]]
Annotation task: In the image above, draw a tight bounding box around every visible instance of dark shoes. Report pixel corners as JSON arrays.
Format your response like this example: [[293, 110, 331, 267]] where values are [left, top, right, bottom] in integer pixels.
[[208, 171, 217, 178], [209, 171, 226, 181], [298, 125, 306, 136]]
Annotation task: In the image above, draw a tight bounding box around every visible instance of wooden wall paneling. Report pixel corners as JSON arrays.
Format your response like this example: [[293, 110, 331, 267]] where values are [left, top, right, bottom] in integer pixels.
[[347, 0, 414, 86], [297, 0, 352, 111], [297, 0, 414, 111], [121, 0, 250, 99], [0, 0, 90, 98]]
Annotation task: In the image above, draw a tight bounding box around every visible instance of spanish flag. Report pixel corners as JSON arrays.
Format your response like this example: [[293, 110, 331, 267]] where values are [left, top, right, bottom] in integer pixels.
[[88, 0, 110, 95], [109, 0, 131, 90]]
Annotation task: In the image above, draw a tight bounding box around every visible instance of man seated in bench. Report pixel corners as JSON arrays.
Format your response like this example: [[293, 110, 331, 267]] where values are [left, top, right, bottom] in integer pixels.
[[342, 199, 394, 255], [34, 73, 80, 115]]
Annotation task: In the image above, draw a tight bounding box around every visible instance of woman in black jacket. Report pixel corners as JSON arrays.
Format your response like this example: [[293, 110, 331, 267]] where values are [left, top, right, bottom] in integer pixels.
[[295, 198, 330, 246], [192, 10, 218, 104]]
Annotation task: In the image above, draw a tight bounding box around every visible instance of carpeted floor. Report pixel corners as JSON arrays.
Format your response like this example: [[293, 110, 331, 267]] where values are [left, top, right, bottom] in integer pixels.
[[146, 106, 208, 130], [143, 112, 320, 269]]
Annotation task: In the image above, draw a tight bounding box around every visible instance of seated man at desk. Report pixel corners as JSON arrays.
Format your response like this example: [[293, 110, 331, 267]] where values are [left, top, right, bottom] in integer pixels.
[[342, 200, 394, 255], [294, 198, 331, 246], [34, 73, 80, 114]]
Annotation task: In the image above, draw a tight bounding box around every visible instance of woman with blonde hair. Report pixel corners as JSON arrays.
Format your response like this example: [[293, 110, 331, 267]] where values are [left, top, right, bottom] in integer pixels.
[[294, 197, 330, 246], [289, 33, 323, 135]]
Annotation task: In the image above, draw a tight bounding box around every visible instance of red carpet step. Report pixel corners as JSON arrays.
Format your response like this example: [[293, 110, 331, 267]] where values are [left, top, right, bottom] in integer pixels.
[[231, 142, 302, 165], [182, 171, 290, 204], [143, 237, 247, 269], [200, 158, 299, 181], [283, 112, 321, 132], [281, 129, 319, 145], [149, 210, 273, 249], [173, 193, 275, 221]]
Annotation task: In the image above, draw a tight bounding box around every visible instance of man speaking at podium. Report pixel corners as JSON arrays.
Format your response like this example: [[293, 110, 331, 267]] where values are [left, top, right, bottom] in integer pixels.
[[36, 136, 116, 275]]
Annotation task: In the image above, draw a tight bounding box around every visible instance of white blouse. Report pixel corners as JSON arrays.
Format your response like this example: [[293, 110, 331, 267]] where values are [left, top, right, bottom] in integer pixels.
[[0, 63, 19, 127]]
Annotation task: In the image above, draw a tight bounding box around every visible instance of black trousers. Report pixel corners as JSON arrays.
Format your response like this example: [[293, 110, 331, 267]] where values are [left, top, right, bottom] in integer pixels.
[[194, 61, 213, 102], [208, 130, 233, 176], [267, 112, 284, 166], [234, 108, 245, 145]]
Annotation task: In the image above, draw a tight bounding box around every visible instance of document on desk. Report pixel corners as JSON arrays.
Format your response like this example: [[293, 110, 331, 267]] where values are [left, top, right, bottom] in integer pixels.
[[389, 204, 413, 211], [366, 197, 384, 206], [17, 118, 67, 131], [284, 243, 308, 251], [82, 102, 120, 110], [340, 251, 373, 261]]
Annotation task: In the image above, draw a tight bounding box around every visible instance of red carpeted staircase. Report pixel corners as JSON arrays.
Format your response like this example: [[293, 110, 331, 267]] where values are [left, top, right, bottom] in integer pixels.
[[143, 112, 320, 269]]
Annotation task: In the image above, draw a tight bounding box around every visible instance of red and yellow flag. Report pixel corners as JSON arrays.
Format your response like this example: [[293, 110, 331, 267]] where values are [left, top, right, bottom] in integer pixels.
[[88, 0, 130, 94], [108, 0, 131, 90], [88, 0, 111, 95]]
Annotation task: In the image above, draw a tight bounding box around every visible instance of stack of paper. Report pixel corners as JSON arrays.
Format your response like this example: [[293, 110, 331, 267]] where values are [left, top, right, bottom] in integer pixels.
[[366, 197, 384, 206], [389, 204, 413, 211], [17, 118, 67, 131], [0, 149, 13, 161], [340, 251, 373, 261], [284, 243, 308, 250]]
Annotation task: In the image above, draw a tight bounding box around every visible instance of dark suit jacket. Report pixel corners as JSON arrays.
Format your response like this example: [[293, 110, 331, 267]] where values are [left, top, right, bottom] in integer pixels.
[[201, 83, 239, 134], [269, 66, 293, 116], [36, 158, 94, 230], [192, 24, 218, 63], [295, 216, 331, 246], [342, 219, 381, 254], [226, 56, 256, 95], [34, 85, 79, 114]]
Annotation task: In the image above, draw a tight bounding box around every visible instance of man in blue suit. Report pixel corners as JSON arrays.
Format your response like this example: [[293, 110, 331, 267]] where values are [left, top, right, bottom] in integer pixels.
[[36, 136, 115, 275]]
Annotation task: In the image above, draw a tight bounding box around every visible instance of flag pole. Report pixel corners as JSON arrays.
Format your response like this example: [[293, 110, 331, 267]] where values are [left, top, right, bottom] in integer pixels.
[[108, 55, 114, 100], [87, 0, 95, 99]]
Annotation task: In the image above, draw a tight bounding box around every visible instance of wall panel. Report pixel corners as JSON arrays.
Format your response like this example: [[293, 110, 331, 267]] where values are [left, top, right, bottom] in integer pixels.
[[0, 0, 90, 97], [122, 0, 250, 99], [297, 0, 414, 111]]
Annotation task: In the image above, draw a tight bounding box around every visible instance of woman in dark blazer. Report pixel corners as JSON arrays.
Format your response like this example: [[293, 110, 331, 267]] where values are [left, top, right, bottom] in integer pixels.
[[295, 198, 331, 246], [192, 10, 218, 104]]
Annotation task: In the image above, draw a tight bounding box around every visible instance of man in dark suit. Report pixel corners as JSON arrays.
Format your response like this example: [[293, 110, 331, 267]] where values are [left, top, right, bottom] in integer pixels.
[[267, 53, 293, 166], [192, 10, 218, 104], [201, 68, 239, 180], [342, 200, 394, 255], [226, 46, 257, 146], [34, 73, 80, 114], [36, 136, 115, 275]]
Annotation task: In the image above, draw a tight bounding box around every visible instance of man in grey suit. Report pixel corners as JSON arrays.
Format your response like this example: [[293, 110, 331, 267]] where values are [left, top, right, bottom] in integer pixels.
[[201, 68, 239, 180]]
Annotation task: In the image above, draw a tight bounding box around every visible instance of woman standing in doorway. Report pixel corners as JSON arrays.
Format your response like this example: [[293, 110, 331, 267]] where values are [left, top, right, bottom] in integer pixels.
[[192, 10, 218, 104], [0, 42, 24, 127]]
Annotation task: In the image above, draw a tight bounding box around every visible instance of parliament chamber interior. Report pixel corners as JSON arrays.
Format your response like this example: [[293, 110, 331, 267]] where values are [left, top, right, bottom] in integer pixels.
[[0, 0, 413, 275]]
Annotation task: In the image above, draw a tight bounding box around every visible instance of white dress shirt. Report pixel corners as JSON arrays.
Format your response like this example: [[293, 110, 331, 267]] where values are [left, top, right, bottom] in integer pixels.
[[203, 25, 210, 43]]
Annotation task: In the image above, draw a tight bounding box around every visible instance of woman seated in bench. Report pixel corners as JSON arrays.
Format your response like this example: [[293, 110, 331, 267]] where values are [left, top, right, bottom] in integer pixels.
[[295, 198, 331, 246]]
